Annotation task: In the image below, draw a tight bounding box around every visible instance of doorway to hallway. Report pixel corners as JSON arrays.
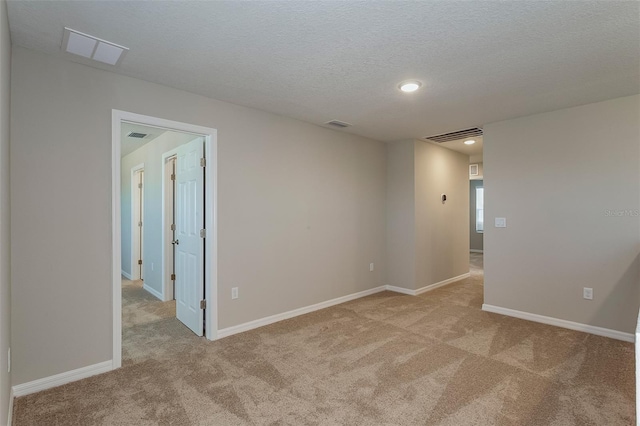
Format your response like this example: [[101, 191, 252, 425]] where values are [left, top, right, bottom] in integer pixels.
[[112, 110, 218, 370]]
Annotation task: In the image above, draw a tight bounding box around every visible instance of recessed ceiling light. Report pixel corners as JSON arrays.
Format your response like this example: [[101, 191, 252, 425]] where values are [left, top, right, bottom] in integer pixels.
[[464, 140, 476, 145], [399, 80, 422, 93], [62, 27, 129, 66]]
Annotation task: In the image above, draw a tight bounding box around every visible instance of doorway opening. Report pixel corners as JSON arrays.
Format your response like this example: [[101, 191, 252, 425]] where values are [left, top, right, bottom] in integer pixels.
[[112, 110, 218, 370]]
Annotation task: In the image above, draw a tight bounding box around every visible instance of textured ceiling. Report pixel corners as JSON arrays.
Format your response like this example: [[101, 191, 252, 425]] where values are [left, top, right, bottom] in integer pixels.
[[7, 1, 640, 142]]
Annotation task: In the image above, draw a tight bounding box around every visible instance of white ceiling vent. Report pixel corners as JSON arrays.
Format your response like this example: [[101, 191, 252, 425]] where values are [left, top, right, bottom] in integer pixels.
[[425, 127, 483, 143], [325, 120, 352, 129], [127, 132, 148, 139], [62, 27, 129, 66]]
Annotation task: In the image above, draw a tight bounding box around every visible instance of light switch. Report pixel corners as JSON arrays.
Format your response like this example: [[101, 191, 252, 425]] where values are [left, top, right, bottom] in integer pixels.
[[495, 217, 507, 228]]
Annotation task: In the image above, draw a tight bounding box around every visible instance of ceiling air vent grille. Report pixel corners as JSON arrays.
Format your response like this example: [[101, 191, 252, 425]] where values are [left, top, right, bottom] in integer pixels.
[[425, 127, 483, 143], [325, 120, 352, 128], [127, 132, 148, 139]]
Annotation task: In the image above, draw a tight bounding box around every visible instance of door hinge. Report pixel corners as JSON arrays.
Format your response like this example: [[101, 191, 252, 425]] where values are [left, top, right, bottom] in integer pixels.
[[200, 157, 206, 168], [171, 273, 175, 281], [138, 183, 143, 189], [138, 221, 142, 227], [138, 259, 142, 265], [200, 300, 206, 309], [200, 229, 206, 238], [170, 223, 176, 231], [170, 173, 175, 181]]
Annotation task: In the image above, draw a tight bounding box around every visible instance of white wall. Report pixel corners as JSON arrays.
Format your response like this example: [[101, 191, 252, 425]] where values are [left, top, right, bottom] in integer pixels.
[[10, 47, 387, 385], [484, 95, 640, 333], [0, 0, 9, 422], [386, 140, 469, 290], [121, 131, 198, 296]]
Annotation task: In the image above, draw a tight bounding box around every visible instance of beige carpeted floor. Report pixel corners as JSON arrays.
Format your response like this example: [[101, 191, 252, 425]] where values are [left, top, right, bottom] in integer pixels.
[[13, 254, 636, 425]]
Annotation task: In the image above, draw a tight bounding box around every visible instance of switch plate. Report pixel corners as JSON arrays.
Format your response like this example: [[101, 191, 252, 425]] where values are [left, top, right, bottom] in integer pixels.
[[495, 217, 507, 228], [583, 287, 593, 300], [369, 263, 374, 272], [232, 287, 238, 299]]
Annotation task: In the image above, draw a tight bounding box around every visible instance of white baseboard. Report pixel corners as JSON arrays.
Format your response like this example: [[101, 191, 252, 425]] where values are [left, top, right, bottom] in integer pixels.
[[385, 285, 414, 295], [386, 273, 471, 296], [470, 249, 484, 253], [143, 283, 164, 301], [121, 270, 133, 280], [482, 304, 634, 343], [217, 273, 471, 340], [415, 273, 471, 295], [218, 286, 386, 339], [7, 387, 13, 426], [12, 360, 113, 397]]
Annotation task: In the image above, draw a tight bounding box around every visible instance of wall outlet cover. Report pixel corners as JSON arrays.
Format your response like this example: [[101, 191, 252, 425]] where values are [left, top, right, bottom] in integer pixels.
[[495, 217, 507, 228]]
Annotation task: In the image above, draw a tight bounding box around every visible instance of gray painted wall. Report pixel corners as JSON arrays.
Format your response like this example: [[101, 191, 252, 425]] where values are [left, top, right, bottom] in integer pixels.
[[0, 0, 10, 422], [121, 131, 198, 292], [10, 47, 387, 385], [386, 140, 416, 290], [415, 140, 469, 288], [470, 180, 484, 251], [484, 95, 640, 333], [386, 140, 469, 290]]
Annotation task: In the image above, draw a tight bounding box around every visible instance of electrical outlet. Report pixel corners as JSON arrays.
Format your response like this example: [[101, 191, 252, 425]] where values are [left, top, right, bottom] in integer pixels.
[[583, 287, 593, 300], [232, 287, 239, 299], [369, 263, 374, 272], [151, 263, 154, 271]]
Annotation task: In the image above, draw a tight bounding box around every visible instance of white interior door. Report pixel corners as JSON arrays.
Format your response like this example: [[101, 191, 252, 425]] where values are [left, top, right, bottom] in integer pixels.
[[175, 137, 204, 336]]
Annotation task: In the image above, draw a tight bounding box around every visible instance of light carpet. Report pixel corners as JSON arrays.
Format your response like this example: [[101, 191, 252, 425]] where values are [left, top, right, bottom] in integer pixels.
[[13, 254, 635, 424]]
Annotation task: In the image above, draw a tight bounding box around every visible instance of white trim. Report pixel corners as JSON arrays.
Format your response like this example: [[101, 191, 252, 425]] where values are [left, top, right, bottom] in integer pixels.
[[112, 110, 219, 370], [470, 249, 484, 253], [218, 286, 386, 339], [130, 163, 145, 282], [121, 270, 132, 280], [415, 273, 470, 295], [385, 273, 470, 296], [111, 110, 122, 370], [143, 283, 164, 301], [218, 274, 470, 339], [384, 285, 414, 295], [161, 148, 180, 303], [204, 134, 218, 340], [482, 304, 635, 343], [7, 387, 13, 426], [12, 361, 113, 397]]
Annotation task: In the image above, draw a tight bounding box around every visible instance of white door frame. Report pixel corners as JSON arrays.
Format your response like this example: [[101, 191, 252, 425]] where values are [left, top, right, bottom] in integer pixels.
[[131, 163, 144, 281], [112, 110, 218, 369], [161, 151, 178, 302]]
